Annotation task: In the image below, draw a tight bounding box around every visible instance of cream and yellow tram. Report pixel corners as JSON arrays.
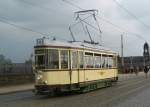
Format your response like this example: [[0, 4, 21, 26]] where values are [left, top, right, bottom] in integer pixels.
[[34, 37, 118, 94]]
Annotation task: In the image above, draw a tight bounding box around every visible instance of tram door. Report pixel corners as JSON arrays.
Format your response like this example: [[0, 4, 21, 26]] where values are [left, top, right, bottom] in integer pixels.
[[79, 51, 85, 84], [71, 51, 80, 84]]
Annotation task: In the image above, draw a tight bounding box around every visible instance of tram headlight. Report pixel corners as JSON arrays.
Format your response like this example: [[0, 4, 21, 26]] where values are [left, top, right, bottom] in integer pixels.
[[37, 74, 43, 80], [43, 81, 47, 84], [36, 70, 43, 80]]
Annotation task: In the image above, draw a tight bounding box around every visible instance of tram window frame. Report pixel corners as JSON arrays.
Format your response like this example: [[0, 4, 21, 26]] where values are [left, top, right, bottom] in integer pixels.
[[35, 54, 45, 69], [45, 49, 49, 68], [72, 51, 78, 69], [60, 50, 69, 69], [79, 51, 84, 69], [48, 49, 59, 69]]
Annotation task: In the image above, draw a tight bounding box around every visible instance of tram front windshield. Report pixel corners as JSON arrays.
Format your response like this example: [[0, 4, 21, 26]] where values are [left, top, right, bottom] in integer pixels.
[[35, 49, 59, 70], [37, 55, 45, 65], [35, 55, 45, 69]]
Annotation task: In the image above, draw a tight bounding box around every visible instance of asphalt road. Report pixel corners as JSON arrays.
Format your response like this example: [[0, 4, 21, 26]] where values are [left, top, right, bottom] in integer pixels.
[[1, 74, 150, 107]]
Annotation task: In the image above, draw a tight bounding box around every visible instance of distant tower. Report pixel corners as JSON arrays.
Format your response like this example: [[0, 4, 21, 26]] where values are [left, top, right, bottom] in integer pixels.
[[143, 42, 150, 66]]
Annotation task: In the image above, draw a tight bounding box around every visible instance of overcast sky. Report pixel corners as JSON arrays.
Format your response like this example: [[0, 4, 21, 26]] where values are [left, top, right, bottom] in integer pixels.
[[0, 0, 150, 62]]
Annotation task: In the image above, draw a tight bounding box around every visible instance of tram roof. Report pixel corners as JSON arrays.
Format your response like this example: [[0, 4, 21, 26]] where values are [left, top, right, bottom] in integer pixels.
[[35, 37, 117, 54]]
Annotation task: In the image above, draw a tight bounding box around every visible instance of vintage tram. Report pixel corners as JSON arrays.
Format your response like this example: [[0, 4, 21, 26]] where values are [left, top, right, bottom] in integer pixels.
[[34, 37, 118, 94]]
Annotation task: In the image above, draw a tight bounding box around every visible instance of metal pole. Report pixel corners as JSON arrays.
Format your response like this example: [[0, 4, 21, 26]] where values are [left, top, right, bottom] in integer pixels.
[[121, 34, 124, 73], [130, 56, 133, 73]]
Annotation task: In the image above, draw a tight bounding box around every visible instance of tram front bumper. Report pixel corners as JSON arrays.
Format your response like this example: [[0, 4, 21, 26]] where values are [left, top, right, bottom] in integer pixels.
[[35, 85, 56, 94], [34, 84, 70, 95]]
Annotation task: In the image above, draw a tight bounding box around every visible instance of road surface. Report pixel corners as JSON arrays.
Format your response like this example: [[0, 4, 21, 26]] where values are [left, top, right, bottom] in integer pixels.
[[0, 73, 150, 107]]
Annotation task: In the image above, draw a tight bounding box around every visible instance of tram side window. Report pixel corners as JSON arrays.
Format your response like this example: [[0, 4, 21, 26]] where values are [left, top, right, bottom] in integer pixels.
[[79, 52, 84, 68], [85, 52, 94, 68], [102, 55, 108, 68], [94, 54, 101, 68], [49, 50, 59, 69], [108, 56, 113, 68], [61, 50, 68, 69], [72, 51, 78, 69], [101, 55, 105, 68]]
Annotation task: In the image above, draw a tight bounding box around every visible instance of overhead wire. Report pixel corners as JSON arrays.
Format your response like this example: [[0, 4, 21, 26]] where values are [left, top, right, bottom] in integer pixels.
[[14, 0, 101, 41], [12, 0, 111, 43], [62, 0, 103, 43], [100, 16, 146, 41], [113, 0, 150, 31], [62, 0, 146, 42], [4, 0, 146, 42], [3, 0, 145, 42], [20, 0, 64, 15], [23, 0, 101, 33], [0, 16, 70, 41], [4, 0, 144, 56], [0, 17, 49, 36], [0, 5, 71, 42], [62, 0, 84, 10]]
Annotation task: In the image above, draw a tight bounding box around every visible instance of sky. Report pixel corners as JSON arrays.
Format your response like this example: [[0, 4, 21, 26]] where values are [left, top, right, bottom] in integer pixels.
[[0, 0, 150, 62]]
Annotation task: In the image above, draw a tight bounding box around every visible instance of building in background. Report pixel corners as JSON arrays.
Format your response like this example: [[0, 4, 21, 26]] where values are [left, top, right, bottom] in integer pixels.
[[118, 56, 144, 73]]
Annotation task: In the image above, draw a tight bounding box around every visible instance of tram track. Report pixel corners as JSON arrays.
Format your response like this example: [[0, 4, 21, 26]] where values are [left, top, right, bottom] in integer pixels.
[[5, 74, 146, 102], [0, 74, 149, 107], [47, 77, 150, 107], [80, 74, 145, 99], [99, 78, 150, 107], [41, 74, 148, 106], [83, 78, 150, 107]]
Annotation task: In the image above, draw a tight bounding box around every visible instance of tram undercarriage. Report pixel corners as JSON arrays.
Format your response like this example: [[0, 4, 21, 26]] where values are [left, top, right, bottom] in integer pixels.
[[34, 77, 118, 95]]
